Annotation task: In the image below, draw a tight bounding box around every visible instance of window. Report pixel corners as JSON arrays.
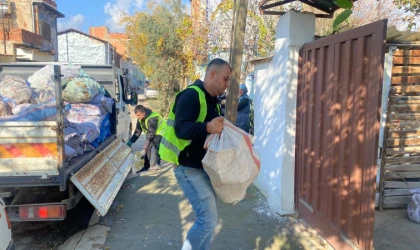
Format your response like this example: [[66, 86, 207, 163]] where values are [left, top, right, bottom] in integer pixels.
[[40, 20, 51, 41]]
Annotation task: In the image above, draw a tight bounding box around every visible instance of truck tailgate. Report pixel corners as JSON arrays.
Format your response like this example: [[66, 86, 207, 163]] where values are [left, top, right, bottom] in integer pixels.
[[70, 139, 134, 216], [0, 121, 59, 177]]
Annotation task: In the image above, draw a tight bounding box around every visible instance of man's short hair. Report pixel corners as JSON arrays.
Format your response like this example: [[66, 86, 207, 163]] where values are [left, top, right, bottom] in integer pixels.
[[134, 105, 146, 113], [206, 58, 231, 72]]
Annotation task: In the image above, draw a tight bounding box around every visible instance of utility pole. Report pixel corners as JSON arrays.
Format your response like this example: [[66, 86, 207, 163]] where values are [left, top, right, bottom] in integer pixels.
[[225, 0, 248, 123], [228, 0, 237, 65]]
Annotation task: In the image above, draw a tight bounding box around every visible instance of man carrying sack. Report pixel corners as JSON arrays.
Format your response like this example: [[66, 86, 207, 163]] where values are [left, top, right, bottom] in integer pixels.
[[160, 58, 231, 250]]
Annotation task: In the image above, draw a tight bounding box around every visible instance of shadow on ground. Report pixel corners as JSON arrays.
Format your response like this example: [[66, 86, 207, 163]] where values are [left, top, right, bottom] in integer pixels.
[[104, 166, 332, 250]]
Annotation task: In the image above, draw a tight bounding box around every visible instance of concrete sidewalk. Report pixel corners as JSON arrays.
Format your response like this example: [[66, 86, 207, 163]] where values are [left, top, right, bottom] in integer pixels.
[[103, 165, 332, 250]]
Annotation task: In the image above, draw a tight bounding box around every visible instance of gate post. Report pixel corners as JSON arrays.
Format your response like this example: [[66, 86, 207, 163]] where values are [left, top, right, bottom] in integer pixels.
[[253, 11, 315, 214]]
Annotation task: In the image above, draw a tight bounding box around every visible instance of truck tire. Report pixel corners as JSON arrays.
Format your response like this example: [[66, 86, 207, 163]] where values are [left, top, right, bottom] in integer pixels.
[[129, 123, 132, 138]]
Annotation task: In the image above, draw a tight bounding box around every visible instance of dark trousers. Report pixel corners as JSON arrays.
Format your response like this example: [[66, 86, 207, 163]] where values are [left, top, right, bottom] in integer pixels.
[[144, 135, 162, 168]]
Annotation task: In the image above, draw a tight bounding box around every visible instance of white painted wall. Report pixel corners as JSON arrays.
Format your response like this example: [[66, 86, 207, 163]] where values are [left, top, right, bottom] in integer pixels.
[[58, 32, 106, 64], [253, 11, 315, 214]]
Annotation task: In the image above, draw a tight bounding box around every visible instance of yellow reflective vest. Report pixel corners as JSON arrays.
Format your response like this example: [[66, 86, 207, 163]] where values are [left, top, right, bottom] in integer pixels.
[[140, 111, 166, 136], [159, 85, 220, 165]]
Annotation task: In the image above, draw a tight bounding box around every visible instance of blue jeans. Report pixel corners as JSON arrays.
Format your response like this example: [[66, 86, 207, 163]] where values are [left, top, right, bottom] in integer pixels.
[[174, 166, 218, 250]]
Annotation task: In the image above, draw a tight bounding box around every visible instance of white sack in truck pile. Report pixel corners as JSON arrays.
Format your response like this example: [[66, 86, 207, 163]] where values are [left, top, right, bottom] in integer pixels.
[[66, 114, 105, 143], [62, 77, 101, 103], [88, 94, 114, 113], [202, 119, 260, 205], [28, 75, 55, 90], [31, 87, 55, 104], [27, 65, 82, 104], [28, 65, 81, 88], [0, 75, 32, 104]]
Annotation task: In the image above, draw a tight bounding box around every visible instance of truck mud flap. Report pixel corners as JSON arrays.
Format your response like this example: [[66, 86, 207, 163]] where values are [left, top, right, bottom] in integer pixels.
[[70, 139, 134, 216]]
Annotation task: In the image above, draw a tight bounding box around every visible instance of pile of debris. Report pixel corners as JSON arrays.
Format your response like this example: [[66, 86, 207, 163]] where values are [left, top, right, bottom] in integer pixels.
[[0, 65, 114, 162]]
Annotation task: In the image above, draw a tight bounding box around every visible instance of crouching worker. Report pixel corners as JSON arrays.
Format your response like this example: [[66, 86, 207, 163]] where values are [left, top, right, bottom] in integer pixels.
[[126, 105, 166, 172]]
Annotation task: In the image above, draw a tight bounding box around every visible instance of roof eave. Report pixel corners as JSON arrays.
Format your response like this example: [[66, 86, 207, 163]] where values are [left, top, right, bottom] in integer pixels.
[[33, 2, 65, 18]]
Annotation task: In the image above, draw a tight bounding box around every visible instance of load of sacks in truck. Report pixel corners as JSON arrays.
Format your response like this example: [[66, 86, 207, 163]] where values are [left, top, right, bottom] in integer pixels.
[[0, 65, 114, 162]]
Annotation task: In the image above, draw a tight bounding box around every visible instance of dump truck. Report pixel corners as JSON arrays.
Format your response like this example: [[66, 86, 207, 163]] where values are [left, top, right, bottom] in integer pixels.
[[0, 62, 138, 221]]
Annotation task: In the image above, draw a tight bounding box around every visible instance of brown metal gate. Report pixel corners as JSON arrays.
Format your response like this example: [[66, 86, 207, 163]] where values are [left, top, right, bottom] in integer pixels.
[[295, 20, 387, 250]]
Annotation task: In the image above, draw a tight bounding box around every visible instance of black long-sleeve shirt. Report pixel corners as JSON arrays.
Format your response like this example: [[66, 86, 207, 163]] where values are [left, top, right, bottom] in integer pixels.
[[174, 80, 220, 168]]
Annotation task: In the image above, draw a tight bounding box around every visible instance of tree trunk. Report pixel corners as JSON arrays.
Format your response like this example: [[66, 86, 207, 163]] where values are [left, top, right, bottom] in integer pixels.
[[225, 0, 249, 123]]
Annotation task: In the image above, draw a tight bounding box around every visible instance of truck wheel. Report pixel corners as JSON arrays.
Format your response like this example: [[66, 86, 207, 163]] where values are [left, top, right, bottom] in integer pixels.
[[129, 123, 132, 138]]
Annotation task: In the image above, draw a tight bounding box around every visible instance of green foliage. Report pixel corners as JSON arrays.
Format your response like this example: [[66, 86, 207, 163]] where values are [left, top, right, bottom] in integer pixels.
[[210, 0, 276, 57], [395, 0, 420, 29], [333, 0, 353, 9], [334, 0, 420, 30], [333, 9, 353, 30], [123, 0, 204, 116], [332, 0, 353, 31]]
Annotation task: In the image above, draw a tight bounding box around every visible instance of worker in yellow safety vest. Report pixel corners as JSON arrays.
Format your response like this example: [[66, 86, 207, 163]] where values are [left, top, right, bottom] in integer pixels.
[[127, 105, 166, 172], [159, 58, 231, 250]]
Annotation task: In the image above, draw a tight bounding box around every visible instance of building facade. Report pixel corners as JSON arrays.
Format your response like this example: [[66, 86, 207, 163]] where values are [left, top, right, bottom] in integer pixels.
[[0, 0, 64, 62], [89, 26, 145, 89], [58, 29, 115, 65]]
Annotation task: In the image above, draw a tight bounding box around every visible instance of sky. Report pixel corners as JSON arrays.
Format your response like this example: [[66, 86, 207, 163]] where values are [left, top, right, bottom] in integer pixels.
[[56, 0, 191, 33], [56, 0, 419, 34]]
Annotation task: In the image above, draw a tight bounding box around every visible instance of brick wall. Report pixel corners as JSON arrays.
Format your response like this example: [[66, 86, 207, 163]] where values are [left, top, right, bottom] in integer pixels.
[[13, 0, 33, 31], [109, 39, 128, 57], [0, 28, 42, 48], [89, 26, 109, 41], [109, 33, 128, 57], [90, 26, 129, 58], [109, 33, 128, 39]]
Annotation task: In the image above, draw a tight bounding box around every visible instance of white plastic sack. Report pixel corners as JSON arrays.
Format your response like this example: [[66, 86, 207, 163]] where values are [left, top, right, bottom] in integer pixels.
[[28, 74, 55, 90], [31, 87, 55, 104], [202, 119, 260, 204], [27, 65, 81, 87], [408, 188, 420, 223]]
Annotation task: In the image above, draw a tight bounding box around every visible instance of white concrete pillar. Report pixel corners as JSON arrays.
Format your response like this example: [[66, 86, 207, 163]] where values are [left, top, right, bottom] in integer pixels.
[[253, 11, 315, 214]]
